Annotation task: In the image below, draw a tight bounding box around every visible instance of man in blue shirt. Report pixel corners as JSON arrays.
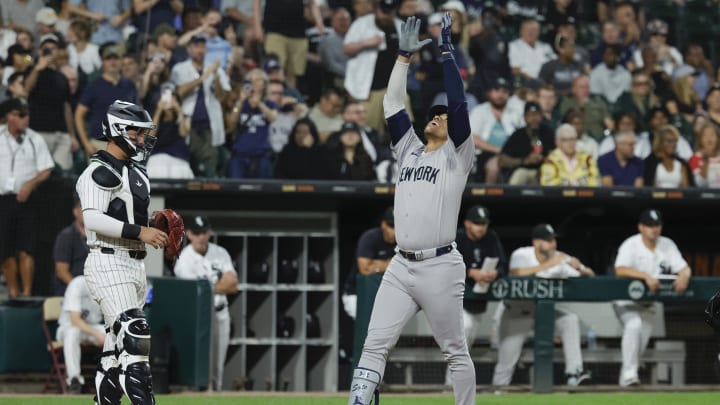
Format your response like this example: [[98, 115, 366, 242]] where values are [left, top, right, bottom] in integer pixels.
[[598, 130, 644, 187]]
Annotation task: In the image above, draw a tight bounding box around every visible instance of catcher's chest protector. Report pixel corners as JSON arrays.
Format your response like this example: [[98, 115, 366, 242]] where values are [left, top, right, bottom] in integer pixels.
[[93, 152, 151, 226]]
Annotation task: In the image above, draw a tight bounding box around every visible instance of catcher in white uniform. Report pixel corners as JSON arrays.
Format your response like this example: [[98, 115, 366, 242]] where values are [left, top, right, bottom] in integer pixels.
[[348, 13, 476, 405], [76, 100, 168, 405], [56, 275, 105, 392], [174, 215, 238, 391], [613, 209, 691, 386], [493, 223, 594, 387]]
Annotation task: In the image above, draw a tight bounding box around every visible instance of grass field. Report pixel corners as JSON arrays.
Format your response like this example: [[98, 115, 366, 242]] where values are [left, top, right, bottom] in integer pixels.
[[1, 393, 719, 405]]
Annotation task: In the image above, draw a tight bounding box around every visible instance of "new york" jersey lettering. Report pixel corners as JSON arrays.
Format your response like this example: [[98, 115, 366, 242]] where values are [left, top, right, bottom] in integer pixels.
[[399, 166, 440, 184]]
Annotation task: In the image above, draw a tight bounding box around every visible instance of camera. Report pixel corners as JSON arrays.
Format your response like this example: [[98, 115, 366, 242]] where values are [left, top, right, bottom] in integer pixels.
[[242, 80, 252, 93], [41, 48, 52, 56]]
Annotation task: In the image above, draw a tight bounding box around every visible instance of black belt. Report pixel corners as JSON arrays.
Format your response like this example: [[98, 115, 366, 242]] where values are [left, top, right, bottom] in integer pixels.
[[398, 244, 453, 261], [215, 304, 227, 312], [100, 247, 147, 260]]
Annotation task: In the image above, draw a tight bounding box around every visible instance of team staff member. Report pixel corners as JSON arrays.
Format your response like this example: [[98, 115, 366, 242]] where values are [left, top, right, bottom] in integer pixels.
[[493, 224, 593, 387], [445, 205, 505, 386], [613, 209, 691, 387], [0, 98, 53, 298], [174, 215, 238, 391], [348, 13, 476, 405], [52, 195, 89, 296], [76, 100, 168, 405]]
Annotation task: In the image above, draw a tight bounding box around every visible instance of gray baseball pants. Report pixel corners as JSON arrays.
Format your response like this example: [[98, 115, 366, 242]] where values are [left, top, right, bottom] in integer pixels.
[[357, 250, 476, 405]]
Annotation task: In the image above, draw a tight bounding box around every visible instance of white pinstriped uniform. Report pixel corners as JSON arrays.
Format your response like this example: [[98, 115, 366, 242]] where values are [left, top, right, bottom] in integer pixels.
[[76, 156, 150, 329]]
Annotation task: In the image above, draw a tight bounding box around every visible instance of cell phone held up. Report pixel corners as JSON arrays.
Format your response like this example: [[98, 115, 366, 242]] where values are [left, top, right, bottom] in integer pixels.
[[242, 80, 252, 94], [161, 89, 172, 109]]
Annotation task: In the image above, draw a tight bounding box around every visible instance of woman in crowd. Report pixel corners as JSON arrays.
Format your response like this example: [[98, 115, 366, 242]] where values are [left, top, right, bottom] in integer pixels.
[[325, 121, 375, 181], [643, 125, 693, 188], [689, 123, 720, 188], [274, 118, 327, 180], [541, 123, 600, 186], [146, 84, 194, 179], [67, 19, 101, 77]]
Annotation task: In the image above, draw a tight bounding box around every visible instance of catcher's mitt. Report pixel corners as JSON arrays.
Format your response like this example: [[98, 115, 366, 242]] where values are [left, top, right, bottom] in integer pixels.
[[149, 209, 184, 261], [705, 288, 720, 332]]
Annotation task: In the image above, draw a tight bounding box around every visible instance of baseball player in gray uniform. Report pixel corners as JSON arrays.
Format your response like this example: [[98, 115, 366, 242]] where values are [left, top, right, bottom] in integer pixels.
[[348, 13, 476, 405], [76, 100, 168, 405]]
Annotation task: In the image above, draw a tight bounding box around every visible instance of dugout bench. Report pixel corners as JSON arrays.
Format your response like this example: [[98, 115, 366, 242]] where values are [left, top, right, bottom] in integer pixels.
[[354, 275, 720, 393]]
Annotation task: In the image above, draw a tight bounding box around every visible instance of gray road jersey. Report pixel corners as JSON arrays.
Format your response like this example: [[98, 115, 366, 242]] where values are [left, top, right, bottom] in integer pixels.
[[392, 129, 474, 251]]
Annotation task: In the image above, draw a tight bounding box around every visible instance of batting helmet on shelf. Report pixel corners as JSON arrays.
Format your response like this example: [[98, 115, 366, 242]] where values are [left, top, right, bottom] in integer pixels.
[[247, 261, 270, 284], [306, 313, 321, 338], [278, 259, 299, 284], [277, 315, 295, 338], [307, 260, 325, 284]]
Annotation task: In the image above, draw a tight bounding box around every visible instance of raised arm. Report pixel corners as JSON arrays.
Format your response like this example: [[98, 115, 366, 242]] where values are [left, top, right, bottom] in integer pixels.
[[437, 12, 469, 146], [383, 16, 430, 145]]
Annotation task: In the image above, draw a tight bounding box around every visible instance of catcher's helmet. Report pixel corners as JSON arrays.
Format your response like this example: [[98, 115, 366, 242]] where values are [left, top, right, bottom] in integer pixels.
[[103, 100, 156, 162]]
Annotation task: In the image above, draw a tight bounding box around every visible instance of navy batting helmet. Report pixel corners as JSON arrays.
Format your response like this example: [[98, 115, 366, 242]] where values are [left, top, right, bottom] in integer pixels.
[[427, 104, 448, 121]]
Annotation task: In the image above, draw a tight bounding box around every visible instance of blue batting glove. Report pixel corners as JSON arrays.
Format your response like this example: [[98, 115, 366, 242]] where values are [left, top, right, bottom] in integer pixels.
[[438, 12, 454, 53]]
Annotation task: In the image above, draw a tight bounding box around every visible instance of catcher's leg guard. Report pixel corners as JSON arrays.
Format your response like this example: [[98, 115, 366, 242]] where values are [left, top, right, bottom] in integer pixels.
[[347, 368, 381, 405], [95, 332, 123, 405], [113, 308, 155, 405]]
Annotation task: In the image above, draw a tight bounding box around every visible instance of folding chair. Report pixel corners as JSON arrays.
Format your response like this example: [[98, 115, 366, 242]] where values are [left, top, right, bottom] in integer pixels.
[[41, 296, 67, 394]]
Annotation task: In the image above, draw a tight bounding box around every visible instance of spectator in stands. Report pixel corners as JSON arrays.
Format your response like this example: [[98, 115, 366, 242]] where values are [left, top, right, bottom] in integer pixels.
[[343, 0, 404, 135], [66, 19, 101, 77], [632, 19, 682, 76], [152, 23, 179, 68], [274, 118, 327, 180], [636, 106, 693, 161], [324, 121, 375, 181], [498, 101, 555, 185], [26, 34, 77, 173], [508, 18, 555, 84], [308, 87, 346, 143], [147, 83, 194, 179], [0, 72, 27, 103], [493, 223, 593, 387], [590, 20, 632, 68], [52, 195, 88, 296], [688, 123, 720, 188], [59, 64, 80, 109], [227, 68, 278, 179], [327, 100, 381, 162], [554, 15, 590, 72], [667, 66, 702, 129], [557, 74, 612, 141], [255, 0, 324, 89], [563, 109, 598, 159], [171, 34, 230, 177], [263, 54, 304, 103], [121, 53, 142, 95], [267, 80, 307, 155], [179, 8, 232, 70], [444, 205, 505, 387], [469, 77, 524, 183], [613, 3, 640, 52], [706, 83, 720, 129], [140, 51, 170, 116], [131, 0, 183, 34], [56, 275, 105, 393], [352, 0, 374, 17], [538, 35, 583, 96], [589, 44, 631, 105], [537, 84, 560, 131], [2, 44, 32, 86], [34, 7, 58, 41], [224, 0, 258, 60], [643, 125, 693, 188], [67, 0, 131, 45], [319, 7, 352, 87], [466, 5, 511, 101], [612, 71, 660, 133], [637, 46, 673, 101], [613, 209, 691, 386], [675, 44, 714, 104], [543, 0, 577, 45], [54, 0, 72, 37], [14, 27, 34, 52], [0, 98, 53, 297], [598, 130, 644, 187], [1, 0, 45, 32], [541, 123, 599, 186], [75, 43, 137, 157]]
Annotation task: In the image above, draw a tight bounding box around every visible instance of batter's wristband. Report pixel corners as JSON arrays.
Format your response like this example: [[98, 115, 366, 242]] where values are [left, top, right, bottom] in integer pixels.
[[121, 223, 141, 240], [398, 49, 412, 58]]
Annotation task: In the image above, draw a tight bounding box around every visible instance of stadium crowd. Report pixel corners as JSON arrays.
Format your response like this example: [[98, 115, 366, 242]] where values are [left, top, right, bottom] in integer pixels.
[[1, 0, 720, 186]]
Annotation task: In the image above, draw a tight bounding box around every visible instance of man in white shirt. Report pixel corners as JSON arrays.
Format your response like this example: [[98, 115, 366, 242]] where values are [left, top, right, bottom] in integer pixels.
[[174, 215, 238, 391], [493, 223, 593, 387], [56, 275, 105, 393], [589, 44, 631, 105], [508, 19, 555, 82], [613, 209, 691, 387]]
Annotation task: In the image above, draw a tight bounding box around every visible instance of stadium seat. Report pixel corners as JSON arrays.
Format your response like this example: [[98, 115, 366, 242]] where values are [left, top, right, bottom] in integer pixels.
[[41, 297, 67, 394]]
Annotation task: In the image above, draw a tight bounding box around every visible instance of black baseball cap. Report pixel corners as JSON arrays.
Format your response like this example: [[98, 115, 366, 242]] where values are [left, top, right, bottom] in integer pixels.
[[188, 34, 207, 44], [383, 206, 394, 227], [524, 101, 541, 114], [531, 223, 556, 241], [339, 121, 361, 135], [490, 77, 511, 91], [466, 205, 490, 224], [187, 215, 211, 232], [427, 104, 448, 121], [639, 209, 663, 226], [0, 97, 29, 117]]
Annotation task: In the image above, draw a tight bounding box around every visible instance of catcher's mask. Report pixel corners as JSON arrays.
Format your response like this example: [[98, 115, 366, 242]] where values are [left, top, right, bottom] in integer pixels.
[[103, 100, 157, 163]]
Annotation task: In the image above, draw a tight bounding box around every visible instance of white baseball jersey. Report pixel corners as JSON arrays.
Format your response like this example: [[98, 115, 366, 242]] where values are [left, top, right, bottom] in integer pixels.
[[614, 234, 688, 277], [392, 130, 474, 251], [58, 276, 104, 327], [509, 246, 582, 278], [174, 243, 236, 310]]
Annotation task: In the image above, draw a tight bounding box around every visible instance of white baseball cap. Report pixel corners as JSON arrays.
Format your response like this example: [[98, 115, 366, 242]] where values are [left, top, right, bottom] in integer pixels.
[[36, 7, 58, 26], [441, 0, 466, 13], [428, 13, 443, 26]]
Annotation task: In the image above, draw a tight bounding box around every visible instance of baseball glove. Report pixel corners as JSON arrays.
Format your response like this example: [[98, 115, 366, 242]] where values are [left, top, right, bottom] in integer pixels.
[[705, 288, 720, 331], [149, 209, 184, 261]]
